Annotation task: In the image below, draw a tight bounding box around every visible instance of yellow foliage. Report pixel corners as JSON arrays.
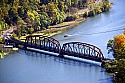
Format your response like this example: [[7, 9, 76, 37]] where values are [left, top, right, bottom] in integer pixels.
[[114, 34, 125, 50], [27, 11, 35, 20]]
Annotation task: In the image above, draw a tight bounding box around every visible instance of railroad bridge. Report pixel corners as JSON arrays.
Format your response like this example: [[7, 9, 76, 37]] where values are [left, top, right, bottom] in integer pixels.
[[7, 35, 105, 63]]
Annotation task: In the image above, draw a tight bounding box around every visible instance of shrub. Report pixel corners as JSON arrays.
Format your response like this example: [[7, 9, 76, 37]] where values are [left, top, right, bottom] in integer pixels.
[[115, 59, 125, 83]]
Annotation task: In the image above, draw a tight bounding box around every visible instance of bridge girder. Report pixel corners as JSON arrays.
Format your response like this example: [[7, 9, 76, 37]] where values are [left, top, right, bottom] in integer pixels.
[[25, 35, 61, 53], [9, 35, 105, 62], [61, 42, 104, 62]]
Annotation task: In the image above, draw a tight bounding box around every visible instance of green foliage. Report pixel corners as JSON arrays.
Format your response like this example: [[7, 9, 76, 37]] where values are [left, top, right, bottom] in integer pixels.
[[115, 59, 125, 83], [28, 27, 34, 34], [58, 1, 64, 11], [78, 1, 84, 9], [65, 0, 71, 7], [106, 32, 125, 83], [0, 21, 8, 31], [107, 39, 114, 54], [0, 0, 111, 37], [0, 37, 3, 43], [46, 2, 65, 25], [83, 1, 111, 17], [104, 59, 125, 83], [39, 4, 46, 12], [0, 49, 4, 58], [64, 15, 76, 22], [40, 12, 50, 29], [88, 10, 96, 17], [104, 60, 117, 73], [18, 7, 27, 19], [102, 1, 112, 12], [83, 11, 89, 17], [115, 45, 125, 59]]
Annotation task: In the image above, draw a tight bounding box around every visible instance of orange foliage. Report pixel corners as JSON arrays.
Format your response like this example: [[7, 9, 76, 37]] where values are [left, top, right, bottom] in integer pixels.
[[89, 0, 94, 3], [0, 8, 2, 13], [114, 34, 125, 50]]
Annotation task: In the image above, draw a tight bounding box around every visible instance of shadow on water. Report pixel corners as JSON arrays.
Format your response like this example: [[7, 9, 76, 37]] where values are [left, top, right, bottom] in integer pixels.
[[25, 50, 88, 66], [25, 50, 51, 58], [24, 50, 106, 72]]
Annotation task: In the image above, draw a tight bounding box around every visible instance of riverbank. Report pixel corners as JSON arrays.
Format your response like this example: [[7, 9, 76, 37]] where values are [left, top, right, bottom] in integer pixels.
[[19, 1, 112, 40], [19, 18, 86, 40], [37, 18, 86, 36]]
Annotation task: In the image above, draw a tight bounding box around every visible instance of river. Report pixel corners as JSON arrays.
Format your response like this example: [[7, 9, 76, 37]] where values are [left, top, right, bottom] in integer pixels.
[[53, 0, 125, 58], [0, 0, 125, 83]]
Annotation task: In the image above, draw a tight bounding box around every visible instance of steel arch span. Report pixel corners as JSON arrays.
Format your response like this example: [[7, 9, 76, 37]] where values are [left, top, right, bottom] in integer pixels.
[[60, 42, 104, 62], [25, 35, 61, 53], [6, 35, 105, 62]]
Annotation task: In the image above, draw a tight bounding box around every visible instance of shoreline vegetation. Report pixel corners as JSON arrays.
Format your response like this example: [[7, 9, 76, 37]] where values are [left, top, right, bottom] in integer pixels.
[[0, 0, 111, 57], [0, 0, 112, 65], [19, 1, 112, 40], [19, 17, 86, 40], [0, 0, 111, 41], [104, 30, 125, 83]]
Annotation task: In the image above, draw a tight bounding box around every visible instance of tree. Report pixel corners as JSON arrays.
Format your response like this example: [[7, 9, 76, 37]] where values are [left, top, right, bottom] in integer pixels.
[[115, 59, 125, 83], [107, 39, 114, 54], [78, 1, 84, 9], [58, 1, 64, 11], [72, 0, 78, 7], [39, 4, 46, 12], [40, 12, 50, 29], [46, 2, 65, 25], [65, 0, 71, 7], [106, 30, 125, 83], [18, 7, 27, 18], [114, 34, 125, 53], [27, 10, 41, 32]]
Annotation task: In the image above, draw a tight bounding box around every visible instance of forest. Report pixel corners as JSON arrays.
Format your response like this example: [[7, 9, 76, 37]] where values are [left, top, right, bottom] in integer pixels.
[[0, 0, 111, 40]]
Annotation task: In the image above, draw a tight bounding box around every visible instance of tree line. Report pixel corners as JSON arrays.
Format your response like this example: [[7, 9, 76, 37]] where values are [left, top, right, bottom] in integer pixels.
[[0, 0, 111, 37]]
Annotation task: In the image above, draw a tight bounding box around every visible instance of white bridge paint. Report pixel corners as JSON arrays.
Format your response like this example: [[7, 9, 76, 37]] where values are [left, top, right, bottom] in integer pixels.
[[63, 55, 102, 66], [27, 47, 59, 56], [3, 45, 13, 48], [27, 47, 102, 66]]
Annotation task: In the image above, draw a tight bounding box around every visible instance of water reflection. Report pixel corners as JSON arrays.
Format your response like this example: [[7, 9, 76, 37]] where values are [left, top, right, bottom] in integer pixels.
[[0, 50, 112, 83]]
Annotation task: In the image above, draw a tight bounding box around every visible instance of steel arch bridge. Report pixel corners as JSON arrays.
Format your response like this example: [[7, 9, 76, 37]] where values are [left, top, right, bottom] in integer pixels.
[[25, 35, 61, 53], [60, 42, 104, 62], [7, 35, 105, 62]]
